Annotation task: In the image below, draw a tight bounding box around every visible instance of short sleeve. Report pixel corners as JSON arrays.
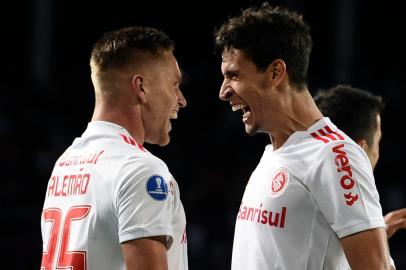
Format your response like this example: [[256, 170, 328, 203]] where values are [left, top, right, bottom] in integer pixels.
[[306, 141, 385, 238], [115, 155, 174, 248]]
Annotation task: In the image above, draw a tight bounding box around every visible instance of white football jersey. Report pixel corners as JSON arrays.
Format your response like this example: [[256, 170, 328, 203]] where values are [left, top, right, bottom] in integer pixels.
[[40, 121, 188, 270], [231, 117, 385, 270]]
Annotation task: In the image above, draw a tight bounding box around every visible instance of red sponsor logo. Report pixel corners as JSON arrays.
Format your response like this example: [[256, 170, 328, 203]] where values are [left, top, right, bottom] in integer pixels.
[[269, 168, 289, 198], [332, 143, 359, 206], [57, 150, 104, 167], [237, 202, 287, 229]]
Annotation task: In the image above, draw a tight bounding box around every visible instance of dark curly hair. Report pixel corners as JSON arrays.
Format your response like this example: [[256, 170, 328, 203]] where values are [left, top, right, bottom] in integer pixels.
[[214, 3, 312, 89], [91, 26, 174, 71], [314, 85, 384, 146]]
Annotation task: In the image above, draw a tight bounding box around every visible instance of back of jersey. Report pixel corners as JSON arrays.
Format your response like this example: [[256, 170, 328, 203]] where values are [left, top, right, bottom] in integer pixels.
[[40, 121, 155, 269]]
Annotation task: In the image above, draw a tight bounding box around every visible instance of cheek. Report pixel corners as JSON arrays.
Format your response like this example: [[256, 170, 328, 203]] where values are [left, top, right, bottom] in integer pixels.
[[157, 91, 175, 109], [168, 94, 179, 110]]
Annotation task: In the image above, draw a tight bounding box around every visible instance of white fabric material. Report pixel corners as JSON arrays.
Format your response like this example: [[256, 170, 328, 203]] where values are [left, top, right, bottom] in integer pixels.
[[41, 121, 188, 270], [231, 118, 386, 270]]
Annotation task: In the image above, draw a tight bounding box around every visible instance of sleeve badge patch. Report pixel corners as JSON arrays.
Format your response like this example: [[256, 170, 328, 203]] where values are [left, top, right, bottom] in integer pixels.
[[145, 175, 168, 201]]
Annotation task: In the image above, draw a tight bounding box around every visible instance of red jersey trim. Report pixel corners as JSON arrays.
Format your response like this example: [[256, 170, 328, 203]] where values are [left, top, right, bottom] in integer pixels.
[[119, 134, 146, 152], [311, 125, 345, 143]]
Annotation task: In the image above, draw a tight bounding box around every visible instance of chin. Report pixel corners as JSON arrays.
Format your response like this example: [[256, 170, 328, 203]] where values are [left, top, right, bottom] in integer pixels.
[[145, 133, 170, 146], [158, 141, 170, 147], [245, 125, 258, 136], [157, 135, 171, 146]]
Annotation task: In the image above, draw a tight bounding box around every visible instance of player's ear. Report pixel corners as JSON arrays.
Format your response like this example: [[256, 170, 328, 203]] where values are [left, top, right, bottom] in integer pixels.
[[267, 59, 286, 86], [357, 139, 369, 151], [131, 74, 147, 104]]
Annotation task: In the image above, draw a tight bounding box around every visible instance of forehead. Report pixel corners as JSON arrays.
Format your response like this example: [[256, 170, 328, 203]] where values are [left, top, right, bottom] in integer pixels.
[[157, 51, 181, 79], [221, 48, 252, 71]]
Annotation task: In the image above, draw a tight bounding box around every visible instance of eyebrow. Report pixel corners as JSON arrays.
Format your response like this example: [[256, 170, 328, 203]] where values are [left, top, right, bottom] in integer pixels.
[[223, 70, 239, 77]]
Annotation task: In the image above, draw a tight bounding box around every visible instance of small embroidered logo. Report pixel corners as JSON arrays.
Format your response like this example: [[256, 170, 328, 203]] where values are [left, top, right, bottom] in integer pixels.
[[269, 168, 289, 198]]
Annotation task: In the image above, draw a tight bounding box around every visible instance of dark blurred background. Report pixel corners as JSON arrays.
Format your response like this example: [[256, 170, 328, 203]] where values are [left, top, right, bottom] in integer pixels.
[[1, 0, 405, 268]]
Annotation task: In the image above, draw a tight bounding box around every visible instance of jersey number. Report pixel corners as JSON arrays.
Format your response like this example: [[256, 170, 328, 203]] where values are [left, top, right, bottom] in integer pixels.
[[41, 205, 91, 270]]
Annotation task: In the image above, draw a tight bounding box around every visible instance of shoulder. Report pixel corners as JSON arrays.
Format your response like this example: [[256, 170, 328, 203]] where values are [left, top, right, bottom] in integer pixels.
[[305, 137, 373, 189], [301, 122, 372, 177], [116, 153, 173, 203], [307, 138, 369, 169], [321, 139, 368, 165], [304, 120, 366, 160], [81, 130, 170, 182], [119, 152, 170, 184]]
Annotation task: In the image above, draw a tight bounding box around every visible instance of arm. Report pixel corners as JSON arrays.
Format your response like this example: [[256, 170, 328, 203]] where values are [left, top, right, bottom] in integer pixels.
[[117, 159, 174, 270], [341, 227, 395, 270], [122, 236, 168, 270], [384, 208, 406, 239]]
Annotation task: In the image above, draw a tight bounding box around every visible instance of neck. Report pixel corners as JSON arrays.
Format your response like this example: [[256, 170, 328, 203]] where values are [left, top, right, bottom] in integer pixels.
[[91, 98, 145, 145], [270, 89, 322, 149]]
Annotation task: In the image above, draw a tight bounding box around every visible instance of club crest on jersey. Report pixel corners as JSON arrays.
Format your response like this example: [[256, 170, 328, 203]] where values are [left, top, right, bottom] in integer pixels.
[[269, 168, 289, 198], [146, 175, 168, 201]]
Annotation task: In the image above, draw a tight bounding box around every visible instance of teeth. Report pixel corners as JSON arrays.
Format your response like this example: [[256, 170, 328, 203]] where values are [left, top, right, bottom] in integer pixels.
[[243, 111, 251, 121], [232, 104, 247, 112], [169, 111, 178, 119]]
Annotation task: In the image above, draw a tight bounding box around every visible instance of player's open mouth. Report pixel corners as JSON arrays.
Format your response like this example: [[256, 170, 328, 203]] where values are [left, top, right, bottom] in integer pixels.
[[169, 111, 178, 120], [232, 103, 251, 121]]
